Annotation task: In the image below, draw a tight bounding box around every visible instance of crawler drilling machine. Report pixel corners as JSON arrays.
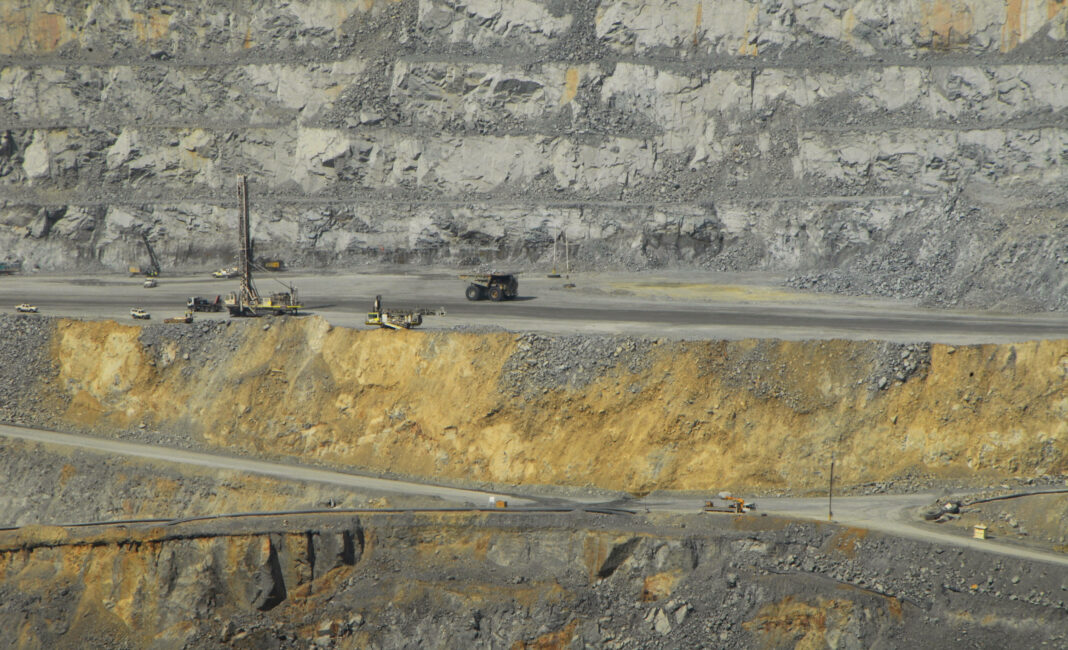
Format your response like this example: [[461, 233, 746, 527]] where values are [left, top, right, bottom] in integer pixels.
[[224, 175, 302, 317]]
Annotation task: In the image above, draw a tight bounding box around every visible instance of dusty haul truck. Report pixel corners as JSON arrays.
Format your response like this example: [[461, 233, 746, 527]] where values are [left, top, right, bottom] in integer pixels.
[[460, 273, 519, 301]]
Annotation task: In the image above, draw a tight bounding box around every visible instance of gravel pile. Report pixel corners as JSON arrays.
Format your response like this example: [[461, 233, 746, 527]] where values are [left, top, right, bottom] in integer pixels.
[[498, 333, 654, 397], [786, 217, 1068, 312], [868, 342, 931, 392], [137, 318, 242, 380], [0, 314, 59, 426]]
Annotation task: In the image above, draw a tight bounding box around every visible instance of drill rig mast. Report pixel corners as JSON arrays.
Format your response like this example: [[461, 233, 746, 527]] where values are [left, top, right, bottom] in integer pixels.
[[225, 175, 301, 317]]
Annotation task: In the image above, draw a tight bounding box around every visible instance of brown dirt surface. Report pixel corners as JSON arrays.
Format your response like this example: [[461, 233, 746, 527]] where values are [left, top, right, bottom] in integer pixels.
[[28, 317, 1068, 494]]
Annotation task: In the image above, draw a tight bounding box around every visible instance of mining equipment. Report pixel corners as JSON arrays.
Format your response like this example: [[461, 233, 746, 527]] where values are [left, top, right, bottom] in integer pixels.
[[187, 295, 223, 312], [224, 175, 302, 317], [460, 272, 519, 301], [260, 259, 285, 271], [164, 311, 194, 324], [130, 307, 151, 320], [365, 295, 445, 330], [129, 233, 161, 277], [702, 496, 753, 514], [212, 266, 239, 279], [14, 303, 37, 313]]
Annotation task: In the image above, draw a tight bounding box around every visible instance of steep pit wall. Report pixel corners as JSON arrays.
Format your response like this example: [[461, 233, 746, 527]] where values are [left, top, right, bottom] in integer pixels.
[[0, 1, 1066, 309], [1, 512, 1064, 648], [0, 516, 363, 648], [5, 315, 1065, 494]]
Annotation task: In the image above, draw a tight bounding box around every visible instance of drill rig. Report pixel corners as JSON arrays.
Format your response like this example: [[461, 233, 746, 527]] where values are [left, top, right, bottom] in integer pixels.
[[365, 295, 446, 330], [224, 175, 302, 317]]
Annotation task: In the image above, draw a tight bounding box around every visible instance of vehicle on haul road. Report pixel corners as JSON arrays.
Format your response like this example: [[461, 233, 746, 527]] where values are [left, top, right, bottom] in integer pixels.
[[130, 308, 151, 320], [212, 266, 239, 279], [14, 303, 37, 313], [164, 311, 194, 324], [187, 296, 223, 312], [365, 295, 445, 330], [460, 273, 519, 301]]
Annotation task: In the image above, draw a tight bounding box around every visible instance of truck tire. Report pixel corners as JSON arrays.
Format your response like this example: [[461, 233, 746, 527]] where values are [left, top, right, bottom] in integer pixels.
[[465, 285, 483, 301], [488, 286, 504, 301]]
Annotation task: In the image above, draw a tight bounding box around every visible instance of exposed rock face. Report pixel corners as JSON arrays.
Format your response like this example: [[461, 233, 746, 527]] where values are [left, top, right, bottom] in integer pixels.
[[0, 516, 363, 647], [0, 1, 1066, 309], [2, 315, 1065, 494], [0, 513, 1064, 648]]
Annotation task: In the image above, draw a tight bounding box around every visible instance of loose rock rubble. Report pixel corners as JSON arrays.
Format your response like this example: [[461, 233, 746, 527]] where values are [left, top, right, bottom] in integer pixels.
[[0, 314, 59, 426], [498, 333, 653, 397], [4, 512, 1064, 648]]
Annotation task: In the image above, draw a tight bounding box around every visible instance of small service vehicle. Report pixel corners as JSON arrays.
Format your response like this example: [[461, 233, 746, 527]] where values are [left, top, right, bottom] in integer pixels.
[[130, 308, 151, 320], [14, 303, 37, 313], [212, 266, 239, 279]]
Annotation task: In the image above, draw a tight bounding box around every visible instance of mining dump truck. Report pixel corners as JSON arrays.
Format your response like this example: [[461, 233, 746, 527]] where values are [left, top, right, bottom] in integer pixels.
[[460, 273, 518, 301]]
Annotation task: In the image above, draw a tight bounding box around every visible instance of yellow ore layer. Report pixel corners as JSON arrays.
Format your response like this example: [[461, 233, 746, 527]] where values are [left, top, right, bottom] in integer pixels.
[[50, 318, 1067, 493]]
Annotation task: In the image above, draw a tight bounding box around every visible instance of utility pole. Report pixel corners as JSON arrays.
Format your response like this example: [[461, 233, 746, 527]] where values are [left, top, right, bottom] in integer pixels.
[[828, 454, 835, 521], [564, 229, 570, 276], [548, 227, 561, 278]]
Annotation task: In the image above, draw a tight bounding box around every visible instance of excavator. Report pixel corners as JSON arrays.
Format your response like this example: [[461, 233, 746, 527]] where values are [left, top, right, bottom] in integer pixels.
[[224, 175, 302, 317]]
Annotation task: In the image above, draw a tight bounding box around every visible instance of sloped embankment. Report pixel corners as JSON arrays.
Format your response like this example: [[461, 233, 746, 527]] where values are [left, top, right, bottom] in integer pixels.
[[0, 437, 398, 527], [0, 512, 1063, 648], [14, 315, 1064, 493]]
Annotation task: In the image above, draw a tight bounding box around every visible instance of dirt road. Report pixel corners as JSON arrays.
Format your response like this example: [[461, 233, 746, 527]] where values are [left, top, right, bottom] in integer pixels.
[[641, 493, 1068, 568], [2, 270, 1067, 342], [0, 423, 528, 507], [3, 423, 1065, 567]]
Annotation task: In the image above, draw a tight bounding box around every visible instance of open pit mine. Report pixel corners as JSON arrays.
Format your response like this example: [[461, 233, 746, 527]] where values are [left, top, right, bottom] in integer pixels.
[[1, 1, 1067, 649]]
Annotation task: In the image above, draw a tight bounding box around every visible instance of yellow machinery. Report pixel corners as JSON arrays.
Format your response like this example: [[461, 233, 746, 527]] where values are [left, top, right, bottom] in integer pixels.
[[460, 273, 518, 301], [164, 311, 194, 324], [365, 295, 444, 330], [212, 266, 239, 279], [702, 496, 752, 514], [224, 175, 302, 317]]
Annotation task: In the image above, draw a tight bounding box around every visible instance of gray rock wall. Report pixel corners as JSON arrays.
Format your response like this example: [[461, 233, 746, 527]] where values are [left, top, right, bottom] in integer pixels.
[[0, 1, 1066, 308]]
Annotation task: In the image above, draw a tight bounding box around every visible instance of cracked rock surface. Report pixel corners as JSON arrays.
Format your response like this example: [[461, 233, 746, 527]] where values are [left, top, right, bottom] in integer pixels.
[[0, 1, 1065, 310]]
